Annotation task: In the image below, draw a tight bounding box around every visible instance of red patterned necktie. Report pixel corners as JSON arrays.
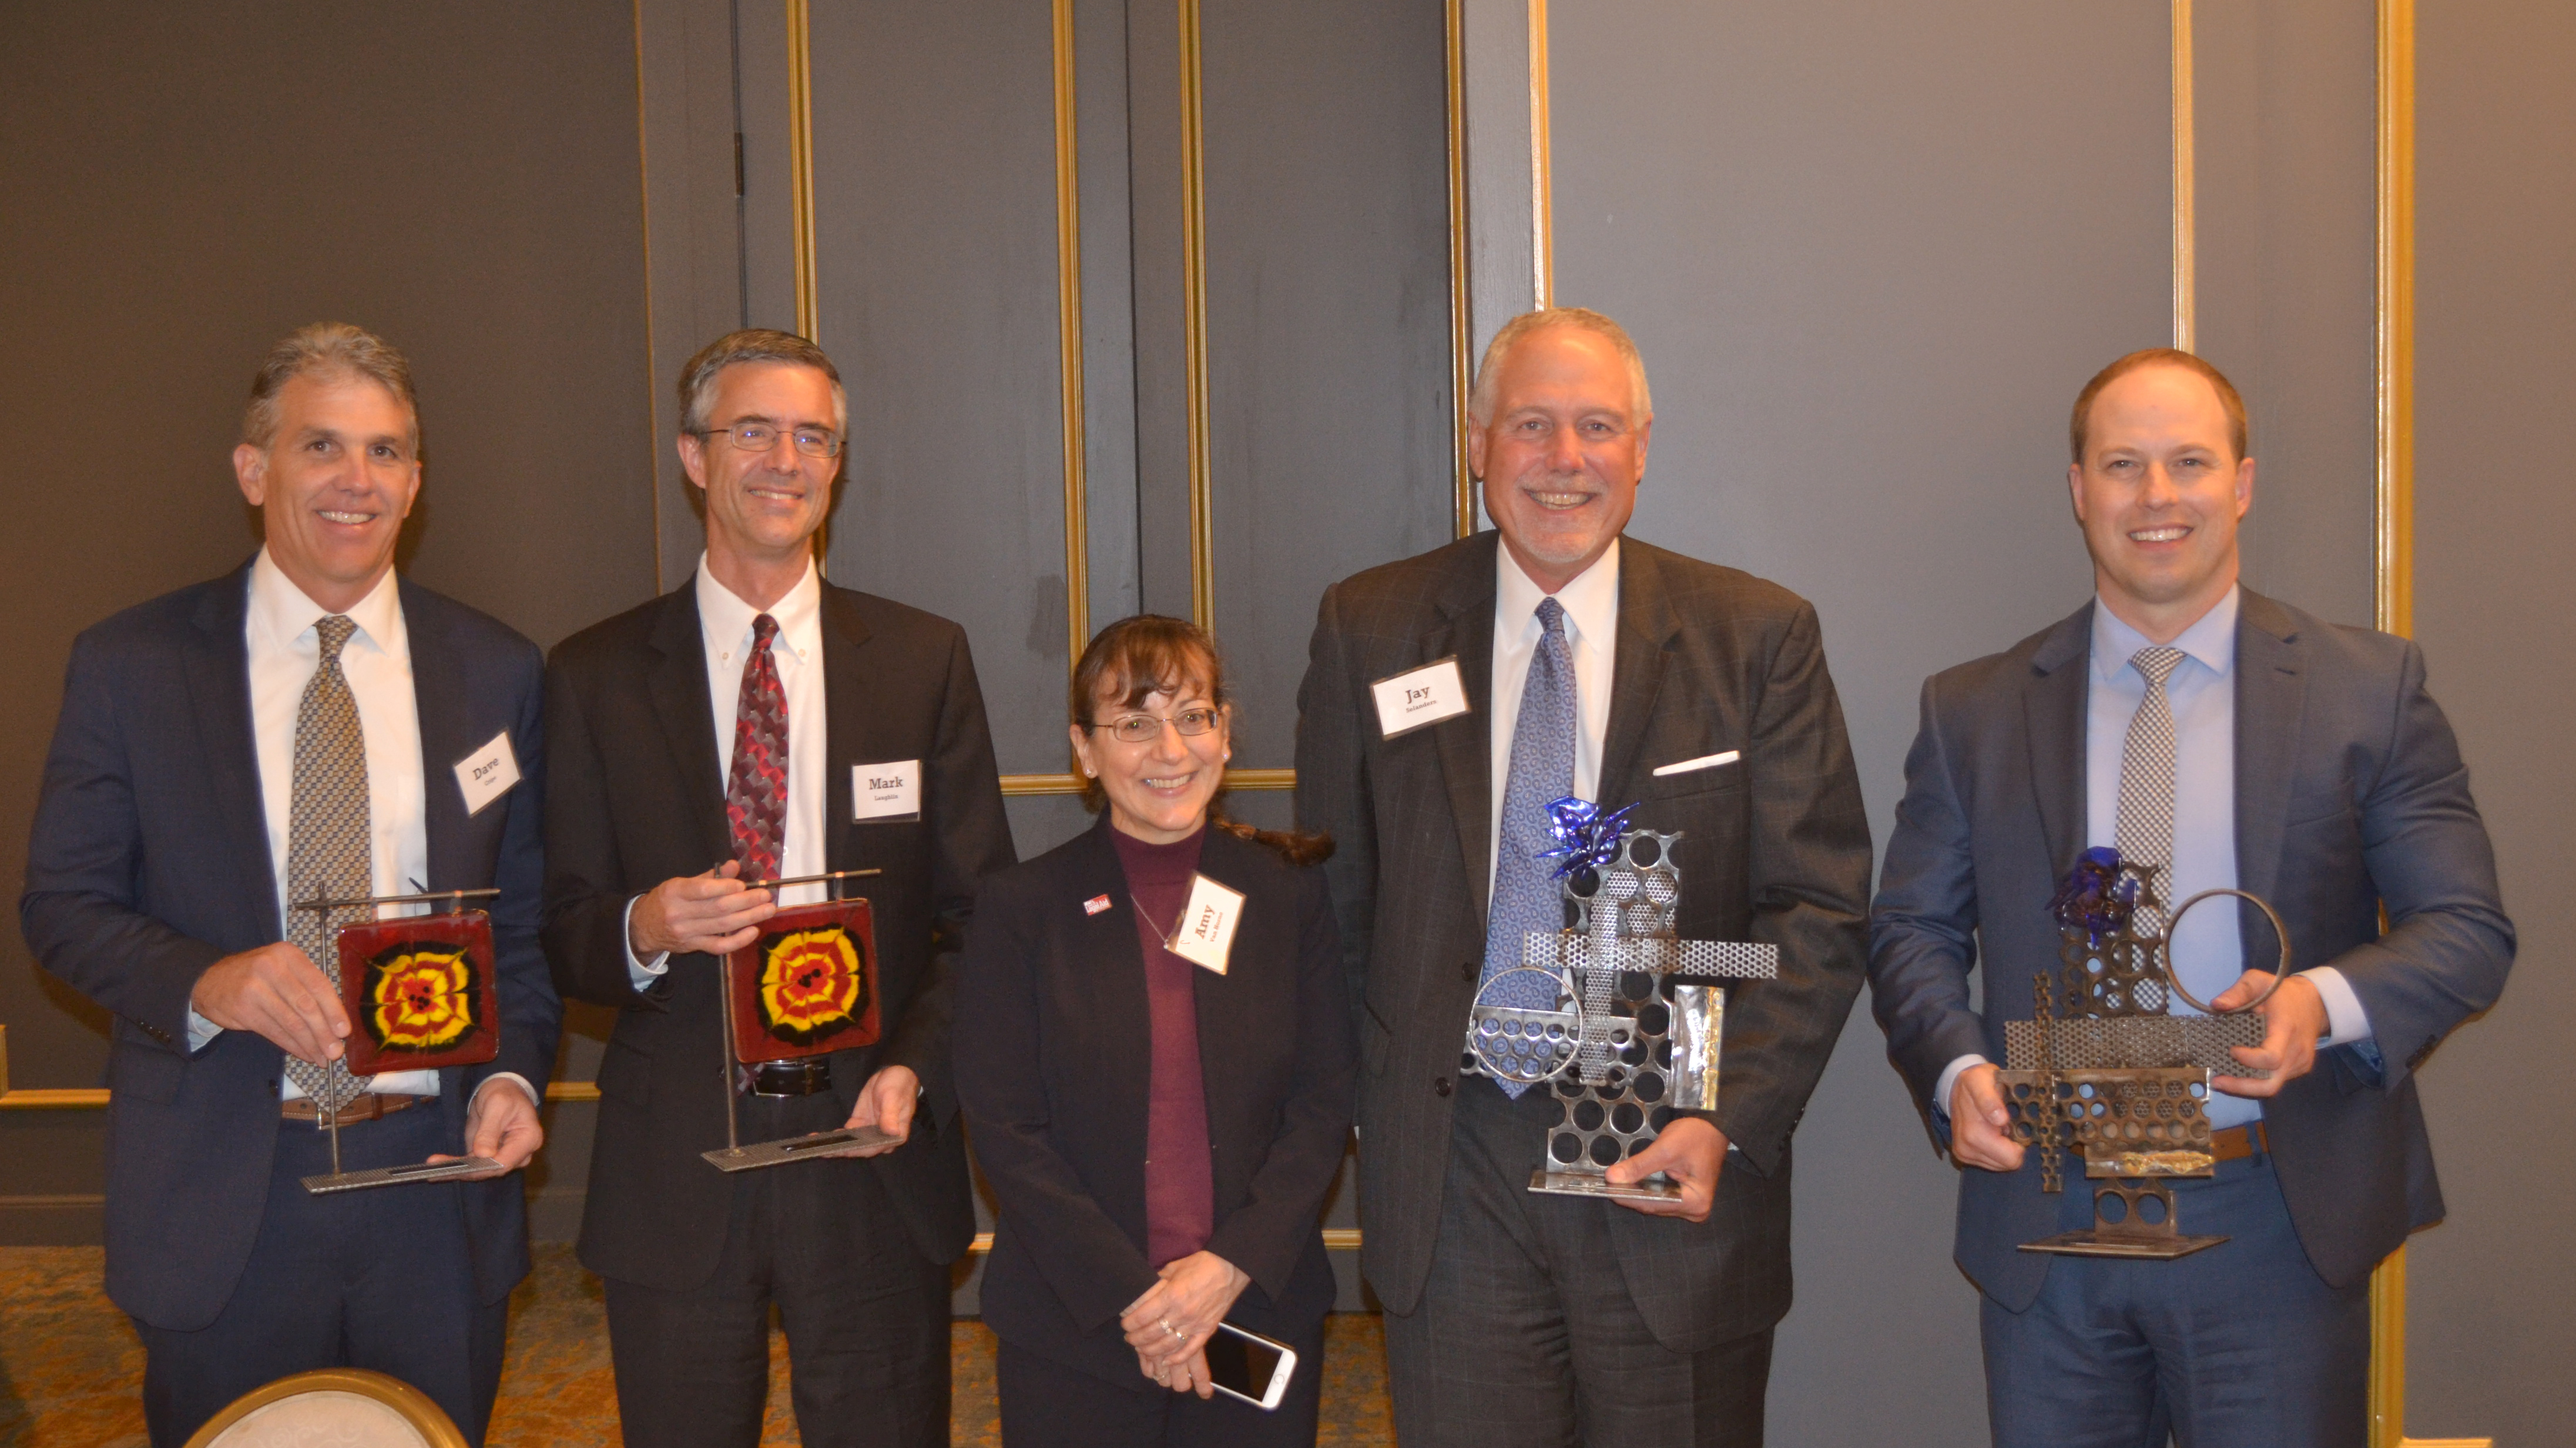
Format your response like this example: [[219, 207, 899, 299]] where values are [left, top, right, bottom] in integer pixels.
[[724, 614, 788, 882]]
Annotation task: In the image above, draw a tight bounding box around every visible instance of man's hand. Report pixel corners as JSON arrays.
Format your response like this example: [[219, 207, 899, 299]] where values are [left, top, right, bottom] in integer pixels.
[[191, 943, 350, 1064], [1604, 1115, 1728, 1221], [431, 1079, 545, 1179], [1122, 1251, 1251, 1396], [837, 1065, 919, 1156], [2212, 971, 2326, 1098], [1948, 1063, 2027, 1172], [628, 861, 774, 958]]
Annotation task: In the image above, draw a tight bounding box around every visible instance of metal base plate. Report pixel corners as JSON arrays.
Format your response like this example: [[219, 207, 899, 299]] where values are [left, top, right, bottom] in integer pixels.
[[2018, 1229, 2230, 1260], [301, 1157, 502, 1195], [702, 1125, 900, 1172], [1529, 1168, 1682, 1201]]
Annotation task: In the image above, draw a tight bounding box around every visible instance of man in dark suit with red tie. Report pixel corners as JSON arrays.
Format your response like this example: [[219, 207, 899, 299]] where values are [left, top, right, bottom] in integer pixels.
[[21, 324, 556, 1446], [542, 329, 1014, 1447]]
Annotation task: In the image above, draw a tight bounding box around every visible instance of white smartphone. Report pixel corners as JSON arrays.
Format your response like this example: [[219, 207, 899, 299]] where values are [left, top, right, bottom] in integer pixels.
[[1203, 1320, 1297, 1410]]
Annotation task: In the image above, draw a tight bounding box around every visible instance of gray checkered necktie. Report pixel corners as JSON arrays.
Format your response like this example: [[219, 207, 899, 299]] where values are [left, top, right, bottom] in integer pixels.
[[2112, 645, 2188, 1011], [283, 614, 373, 1112], [1482, 597, 1577, 1097]]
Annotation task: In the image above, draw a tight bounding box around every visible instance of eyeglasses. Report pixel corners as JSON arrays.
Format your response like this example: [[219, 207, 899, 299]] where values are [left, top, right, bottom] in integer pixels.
[[1085, 708, 1222, 745], [693, 421, 843, 460]]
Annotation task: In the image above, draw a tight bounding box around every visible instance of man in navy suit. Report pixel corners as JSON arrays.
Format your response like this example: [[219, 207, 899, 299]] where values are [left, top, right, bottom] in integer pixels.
[[20, 324, 558, 1447], [1868, 349, 2513, 1446]]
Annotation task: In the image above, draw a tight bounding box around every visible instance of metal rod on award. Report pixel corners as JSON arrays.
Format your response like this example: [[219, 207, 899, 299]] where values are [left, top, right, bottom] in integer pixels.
[[703, 869, 901, 1172], [291, 888, 507, 1194]]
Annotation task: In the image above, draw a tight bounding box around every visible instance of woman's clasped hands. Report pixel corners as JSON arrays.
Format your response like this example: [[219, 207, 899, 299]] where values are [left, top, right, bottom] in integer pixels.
[[1118, 1250, 1250, 1398]]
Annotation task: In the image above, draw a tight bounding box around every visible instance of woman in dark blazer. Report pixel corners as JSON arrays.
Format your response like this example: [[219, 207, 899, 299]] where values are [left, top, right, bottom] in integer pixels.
[[955, 615, 1355, 1446]]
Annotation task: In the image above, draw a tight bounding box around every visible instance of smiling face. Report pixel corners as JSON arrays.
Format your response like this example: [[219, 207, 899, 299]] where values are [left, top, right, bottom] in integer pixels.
[[680, 360, 841, 571], [232, 371, 420, 612], [2067, 363, 2255, 641], [1470, 325, 1651, 594], [1068, 670, 1232, 846]]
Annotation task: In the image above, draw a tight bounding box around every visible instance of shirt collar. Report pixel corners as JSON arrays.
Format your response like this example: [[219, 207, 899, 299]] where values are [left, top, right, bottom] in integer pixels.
[[2092, 583, 2240, 683], [695, 552, 822, 656], [248, 547, 405, 658], [1497, 537, 1621, 651]]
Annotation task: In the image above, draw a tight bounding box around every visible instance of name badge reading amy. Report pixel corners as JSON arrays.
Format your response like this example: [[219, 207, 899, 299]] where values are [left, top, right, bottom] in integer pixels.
[[852, 761, 923, 822], [452, 731, 521, 816], [1371, 657, 1471, 739], [1168, 874, 1246, 976]]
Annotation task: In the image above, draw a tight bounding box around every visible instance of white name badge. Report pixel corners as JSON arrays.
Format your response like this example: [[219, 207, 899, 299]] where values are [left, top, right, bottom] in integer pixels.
[[851, 760, 923, 822], [1370, 656, 1471, 739], [452, 731, 521, 817], [1168, 873, 1247, 976]]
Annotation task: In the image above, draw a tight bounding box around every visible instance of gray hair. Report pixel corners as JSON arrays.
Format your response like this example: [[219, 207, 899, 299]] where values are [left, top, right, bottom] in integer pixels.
[[241, 322, 420, 451], [676, 329, 849, 437], [1466, 307, 1653, 427]]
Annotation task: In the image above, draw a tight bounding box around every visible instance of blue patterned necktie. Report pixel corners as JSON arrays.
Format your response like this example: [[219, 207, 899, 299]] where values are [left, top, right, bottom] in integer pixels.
[[1482, 597, 1578, 1097]]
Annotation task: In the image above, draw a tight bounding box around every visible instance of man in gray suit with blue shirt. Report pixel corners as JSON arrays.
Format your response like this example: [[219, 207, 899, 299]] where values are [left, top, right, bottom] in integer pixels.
[[1869, 348, 2513, 1447]]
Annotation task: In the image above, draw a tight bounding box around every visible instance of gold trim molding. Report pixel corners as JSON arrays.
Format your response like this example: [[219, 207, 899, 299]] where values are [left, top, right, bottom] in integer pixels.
[[784, 0, 820, 343], [1445, 0, 1475, 538], [1177, 0, 1216, 634], [1052, 0, 1091, 672], [1002, 769, 1294, 797], [2171, 0, 2197, 351], [1527, 0, 1554, 309]]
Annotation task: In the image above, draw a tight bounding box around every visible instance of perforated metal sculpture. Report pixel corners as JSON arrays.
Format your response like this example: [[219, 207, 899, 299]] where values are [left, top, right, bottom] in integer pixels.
[[1994, 846, 2289, 1258], [1460, 799, 1777, 1198]]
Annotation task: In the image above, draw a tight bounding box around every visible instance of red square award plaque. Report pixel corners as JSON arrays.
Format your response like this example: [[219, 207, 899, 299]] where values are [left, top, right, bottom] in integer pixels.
[[334, 910, 502, 1076], [726, 898, 881, 1065]]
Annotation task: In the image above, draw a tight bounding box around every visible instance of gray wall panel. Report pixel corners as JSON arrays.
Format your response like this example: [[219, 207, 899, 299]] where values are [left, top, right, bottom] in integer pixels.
[[2408, 2, 2576, 1440], [1550, 5, 2169, 1442], [1199, 0, 1455, 769], [809, 0, 1072, 775]]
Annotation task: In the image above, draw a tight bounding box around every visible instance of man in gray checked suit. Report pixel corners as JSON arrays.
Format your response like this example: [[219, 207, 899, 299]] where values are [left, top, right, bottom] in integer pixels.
[[1296, 308, 1873, 1447], [1867, 349, 2513, 1447]]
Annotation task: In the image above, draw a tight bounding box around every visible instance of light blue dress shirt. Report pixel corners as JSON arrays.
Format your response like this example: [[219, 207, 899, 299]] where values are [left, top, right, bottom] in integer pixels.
[[1934, 585, 2373, 1135]]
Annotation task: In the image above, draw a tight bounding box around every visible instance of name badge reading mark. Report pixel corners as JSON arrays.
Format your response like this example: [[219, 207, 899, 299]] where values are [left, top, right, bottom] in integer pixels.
[[1168, 874, 1246, 976], [453, 731, 521, 817], [852, 760, 923, 822], [1370, 656, 1471, 739]]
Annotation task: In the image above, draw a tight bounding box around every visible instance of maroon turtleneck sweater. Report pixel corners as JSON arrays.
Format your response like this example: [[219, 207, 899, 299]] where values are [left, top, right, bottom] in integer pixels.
[[1109, 823, 1217, 1269]]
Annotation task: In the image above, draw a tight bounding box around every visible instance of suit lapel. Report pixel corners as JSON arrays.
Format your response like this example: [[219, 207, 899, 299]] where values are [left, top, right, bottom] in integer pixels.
[[646, 584, 731, 864], [400, 584, 477, 893], [818, 586, 876, 867], [2022, 604, 2093, 879], [1073, 816, 1153, 1125], [182, 567, 281, 936], [1596, 542, 1676, 804], [2232, 590, 2305, 910], [1428, 538, 1498, 923]]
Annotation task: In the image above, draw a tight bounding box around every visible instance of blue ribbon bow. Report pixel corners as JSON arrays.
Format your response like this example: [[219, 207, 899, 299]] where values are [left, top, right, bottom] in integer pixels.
[[1536, 796, 1639, 880], [2049, 846, 2138, 942]]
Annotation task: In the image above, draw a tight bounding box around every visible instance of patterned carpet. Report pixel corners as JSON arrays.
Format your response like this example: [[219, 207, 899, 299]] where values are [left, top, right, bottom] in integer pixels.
[[0, 1245, 1392, 1446]]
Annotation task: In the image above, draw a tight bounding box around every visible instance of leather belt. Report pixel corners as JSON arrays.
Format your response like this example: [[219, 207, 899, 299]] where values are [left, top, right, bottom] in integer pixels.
[[280, 1092, 422, 1123], [742, 1059, 834, 1097], [2209, 1121, 2268, 1162]]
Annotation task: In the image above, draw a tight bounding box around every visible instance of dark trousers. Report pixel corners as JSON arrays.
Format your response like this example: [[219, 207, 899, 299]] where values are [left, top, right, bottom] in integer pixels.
[[995, 1322, 1326, 1448], [602, 1091, 950, 1448], [1981, 1147, 2369, 1448], [135, 1104, 508, 1448], [1383, 1080, 1774, 1448]]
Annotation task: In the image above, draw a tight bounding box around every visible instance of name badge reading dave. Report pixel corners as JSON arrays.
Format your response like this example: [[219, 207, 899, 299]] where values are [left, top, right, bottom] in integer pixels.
[[851, 761, 923, 823], [1370, 656, 1471, 739], [1168, 874, 1246, 976], [452, 731, 521, 816]]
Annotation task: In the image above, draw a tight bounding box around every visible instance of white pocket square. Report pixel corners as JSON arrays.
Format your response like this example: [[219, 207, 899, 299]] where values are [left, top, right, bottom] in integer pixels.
[[1652, 750, 1740, 777]]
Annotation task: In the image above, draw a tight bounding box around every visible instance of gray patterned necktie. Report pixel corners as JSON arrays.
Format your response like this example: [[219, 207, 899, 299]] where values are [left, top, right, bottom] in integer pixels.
[[1482, 598, 1578, 1097], [2113, 645, 2187, 1011], [283, 614, 373, 1112]]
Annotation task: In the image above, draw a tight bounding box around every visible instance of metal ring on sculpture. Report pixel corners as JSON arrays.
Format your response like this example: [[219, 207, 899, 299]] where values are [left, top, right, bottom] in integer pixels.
[[2155, 888, 2293, 1016], [1465, 967, 1582, 1084]]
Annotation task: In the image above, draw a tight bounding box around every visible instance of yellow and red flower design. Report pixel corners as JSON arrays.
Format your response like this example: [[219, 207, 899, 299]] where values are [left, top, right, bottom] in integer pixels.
[[363, 943, 481, 1052], [756, 927, 869, 1045]]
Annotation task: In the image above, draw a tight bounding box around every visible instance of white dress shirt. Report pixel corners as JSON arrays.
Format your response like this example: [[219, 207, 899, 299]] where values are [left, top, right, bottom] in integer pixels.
[[1931, 586, 2372, 1131], [628, 555, 829, 986], [1488, 539, 1619, 899], [194, 549, 532, 1110]]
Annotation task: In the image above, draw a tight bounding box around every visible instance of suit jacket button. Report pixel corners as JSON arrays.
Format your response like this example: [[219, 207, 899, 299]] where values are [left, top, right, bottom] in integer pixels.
[[1460, 960, 1477, 983], [1433, 1076, 1452, 1098]]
